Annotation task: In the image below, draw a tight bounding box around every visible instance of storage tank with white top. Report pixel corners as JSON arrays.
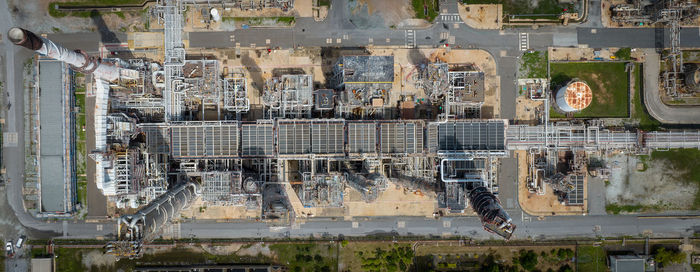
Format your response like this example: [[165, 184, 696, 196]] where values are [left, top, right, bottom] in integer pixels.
[[555, 80, 593, 112]]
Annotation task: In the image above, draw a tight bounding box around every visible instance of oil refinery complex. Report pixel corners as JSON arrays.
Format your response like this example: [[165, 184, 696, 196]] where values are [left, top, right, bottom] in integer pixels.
[[6, 0, 700, 259]]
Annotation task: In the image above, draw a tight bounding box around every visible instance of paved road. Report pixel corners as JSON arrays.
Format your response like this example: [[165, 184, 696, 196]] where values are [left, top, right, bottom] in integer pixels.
[[178, 214, 698, 240], [641, 49, 700, 124]]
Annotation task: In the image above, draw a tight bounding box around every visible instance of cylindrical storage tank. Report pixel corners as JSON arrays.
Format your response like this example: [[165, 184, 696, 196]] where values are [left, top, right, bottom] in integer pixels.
[[684, 65, 700, 92], [555, 81, 592, 112]]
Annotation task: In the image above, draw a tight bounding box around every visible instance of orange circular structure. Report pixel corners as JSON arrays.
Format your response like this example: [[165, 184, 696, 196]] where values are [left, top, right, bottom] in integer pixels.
[[556, 81, 592, 112]]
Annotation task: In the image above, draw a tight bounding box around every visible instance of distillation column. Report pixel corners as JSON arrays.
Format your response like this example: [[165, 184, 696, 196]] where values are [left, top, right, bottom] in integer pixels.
[[468, 186, 516, 239]]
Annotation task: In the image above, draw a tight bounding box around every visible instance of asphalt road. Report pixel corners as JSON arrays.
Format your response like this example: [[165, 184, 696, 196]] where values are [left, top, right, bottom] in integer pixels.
[[177, 214, 698, 240], [1, 1, 700, 248]]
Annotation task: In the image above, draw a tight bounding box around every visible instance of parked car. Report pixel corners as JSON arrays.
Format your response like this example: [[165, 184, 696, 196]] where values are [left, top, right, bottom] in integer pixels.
[[15, 236, 25, 249], [5, 241, 14, 257]]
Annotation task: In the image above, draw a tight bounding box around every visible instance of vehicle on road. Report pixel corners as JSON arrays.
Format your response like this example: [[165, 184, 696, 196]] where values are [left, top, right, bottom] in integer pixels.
[[5, 241, 14, 257], [15, 236, 25, 249]]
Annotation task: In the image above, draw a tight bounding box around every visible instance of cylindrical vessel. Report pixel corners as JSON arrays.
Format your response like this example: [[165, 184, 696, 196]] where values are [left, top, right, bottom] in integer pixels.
[[684, 65, 700, 92], [555, 81, 592, 112], [8, 27, 119, 81]]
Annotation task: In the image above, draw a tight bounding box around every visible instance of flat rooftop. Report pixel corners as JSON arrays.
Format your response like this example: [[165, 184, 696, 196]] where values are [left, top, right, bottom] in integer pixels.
[[39, 60, 68, 213]]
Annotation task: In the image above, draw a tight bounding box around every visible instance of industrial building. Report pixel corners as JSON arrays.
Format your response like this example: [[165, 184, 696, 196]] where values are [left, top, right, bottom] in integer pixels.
[[10, 0, 700, 260], [38, 59, 76, 215]]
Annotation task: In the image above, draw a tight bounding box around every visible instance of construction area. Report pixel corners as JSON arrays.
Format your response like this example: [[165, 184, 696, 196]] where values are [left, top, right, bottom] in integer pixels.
[[9, 0, 700, 260]]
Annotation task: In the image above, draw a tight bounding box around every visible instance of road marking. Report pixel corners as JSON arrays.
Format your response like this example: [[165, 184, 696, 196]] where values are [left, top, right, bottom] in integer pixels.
[[405, 29, 415, 48], [397, 221, 405, 228], [368, 37, 373, 46], [591, 29, 597, 34], [343, 34, 349, 40], [96, 224, 103, 231], [386, 38, 391, 43], [265, 39, 270, 45], [3, 132, 17, 147], [519, 33, 529, 51], [250, 43, 256, 49], [440, 14, 462, 23], [448, 35, 455, 44], [352, 221, 359, 228], [443, 220, 451, 228], [326, 38, 332, 44], [229, 35, 235, 42], [336, 38, 342, 44]]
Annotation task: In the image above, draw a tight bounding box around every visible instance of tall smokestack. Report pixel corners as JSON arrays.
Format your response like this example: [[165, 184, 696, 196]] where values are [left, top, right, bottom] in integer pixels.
[[8, 27, 119, 81]]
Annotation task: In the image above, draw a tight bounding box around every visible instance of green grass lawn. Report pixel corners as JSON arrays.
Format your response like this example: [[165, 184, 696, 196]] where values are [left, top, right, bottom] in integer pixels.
[[462, 0, 571, 15], [222, 17, 296, 26], [651, 149, 700, 209], [631, 64, 660, 130], [48, 1, 144, 18], [75, 82, 87, 207], [550, 62, 629, 118], [412, 0, 440, 22], [270, 243, 338, 272], [519, 51, 548, 78], [576, 246, 605, 272]]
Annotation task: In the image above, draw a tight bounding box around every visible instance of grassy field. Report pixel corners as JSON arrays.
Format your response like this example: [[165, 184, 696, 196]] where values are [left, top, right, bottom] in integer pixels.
[[221, 17, 296, 26], [631, 64, 661, 130], [75, 76, 87, 207], [269, 243, 338, 272], [412, 0, 440, 22], [650, 148, 700, 209], [576, 246, 606, 272], [48, 1, 144, 18], [519, 51, 548, 78], [462, 0, 571, 16], [550, 62, 630, 118]]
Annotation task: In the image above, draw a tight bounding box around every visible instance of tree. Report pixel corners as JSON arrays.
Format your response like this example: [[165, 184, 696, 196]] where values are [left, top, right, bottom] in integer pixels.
[[614, 48, 632, 60], [558, 264, 573, 272], [518, 250, 539, 271], [654, 248, 686, 266]]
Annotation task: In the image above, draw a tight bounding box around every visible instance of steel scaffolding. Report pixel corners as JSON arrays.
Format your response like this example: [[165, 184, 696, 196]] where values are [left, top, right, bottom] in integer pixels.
[[157, 0, 186, 121]]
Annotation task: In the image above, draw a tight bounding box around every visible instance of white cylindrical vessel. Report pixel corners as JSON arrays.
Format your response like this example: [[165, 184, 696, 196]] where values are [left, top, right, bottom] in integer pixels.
[[555, 81, 592, 112]]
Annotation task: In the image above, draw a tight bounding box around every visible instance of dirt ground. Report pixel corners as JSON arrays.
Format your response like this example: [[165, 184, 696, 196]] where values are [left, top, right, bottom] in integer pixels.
[[548, 47, 646, 62], [516, 150, 588, 216], [180, 199, 261, 220], [606, 154, 698, 210], [343, 181, 438, 217], [349, 0, 424, 28], [458, 4, 502, 29], [515, 95, 544, 122]]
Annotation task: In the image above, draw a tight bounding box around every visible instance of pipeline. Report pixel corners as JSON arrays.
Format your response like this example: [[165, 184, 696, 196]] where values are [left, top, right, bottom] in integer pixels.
[[8, 27, 120, 81]]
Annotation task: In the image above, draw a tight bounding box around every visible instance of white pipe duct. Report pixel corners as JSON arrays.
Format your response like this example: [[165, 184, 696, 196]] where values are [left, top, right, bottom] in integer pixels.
[[8, 27, 119, 81]]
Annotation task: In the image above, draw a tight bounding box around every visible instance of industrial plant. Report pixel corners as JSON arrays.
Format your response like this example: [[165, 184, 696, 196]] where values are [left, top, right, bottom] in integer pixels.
[[7, 0, 700, 261]]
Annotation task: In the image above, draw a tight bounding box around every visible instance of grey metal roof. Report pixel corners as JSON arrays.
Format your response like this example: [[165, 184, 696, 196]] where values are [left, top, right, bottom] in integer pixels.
[[278, 121, 311, 155], [609, 255, 645, 272], [430, 121, 506, 152], [310, 121, 344, 154], [339, 56, 394, 83], [39, 60, 67, 213], [241, 123, 274, 156], [380, 122, 423, 154], [348, 122, 376, 154], [170, 122, 238, 158]]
